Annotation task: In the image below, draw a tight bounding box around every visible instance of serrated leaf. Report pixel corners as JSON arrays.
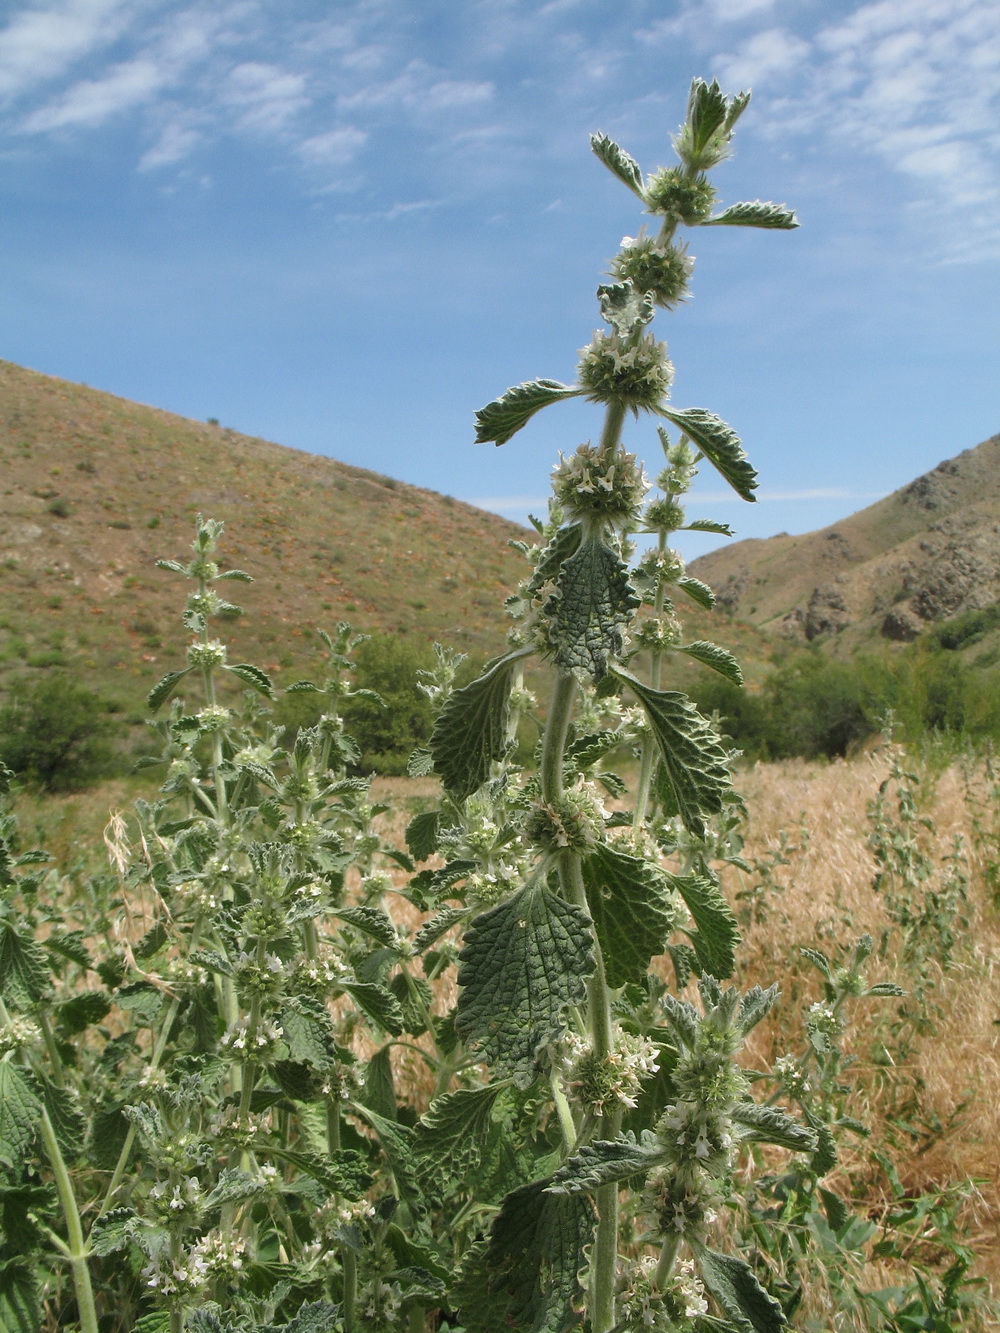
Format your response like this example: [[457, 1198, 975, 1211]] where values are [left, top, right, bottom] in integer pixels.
[[334, 906, 398, 949], [729, 1102, 817, 1152], [457, 883, 593, 1087], [224, 662, 275, 698], [389, 972, 432, 1036], [148, 668, 192, 713], [704, 200, 798, 229], [204, 1169, 266, 1208], [597, 282, 655, 337], [279, 995, 336, 1069], [548, 1132, 663, 1194], [265, 1301, 343, 1333], [359, 1045, 397, 1121], [670, 874, 741, 980], [155, 559, 187, 574], [42, 1080, 85, 1161], [133, 1316, 171, 1333], [590, 132, 645, 197], [474, 379, 582, 446], [349, 1104, 423, 1216], [413, 906, 468, 952], [407, 746, 434, 777], [657, 406, 757, 502], [800, 947, 832, 980], [736, 984, 780, 1036], [262, 1148, 371, 1200], [0, 1254, 41, 1333], [430, 653, 525, 799], [462, 1179, 596, 1333], [216, 567, 253, 582], [581, 843, 678, 987], [0, 924, 49, 1007], [865, 982, 907, 997], [677, 640, 743, 686], [615, 671, 733, 836], [44, 931, 91, 968], [676, 575, 716, 609], [527, 522, 583, 598], [90, 1207, 140, 1256], [683, 518, 734, 536], [339, 981, 405, 1036], [546, 536, 640, 682], [819, 1186, 850, 1234], [0, 1066, 39, 1167], [694, 1246, 786, 1333], [413, 1084, 505, 1194], [122, 1102, 167, 1152], [405, 811, 440, 862], [284, 680, 321, 694]]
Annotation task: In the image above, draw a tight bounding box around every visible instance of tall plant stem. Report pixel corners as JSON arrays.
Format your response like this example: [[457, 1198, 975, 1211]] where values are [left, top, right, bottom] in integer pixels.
[[39, 1106, 100, 1333], [634, 529, 669, 827]]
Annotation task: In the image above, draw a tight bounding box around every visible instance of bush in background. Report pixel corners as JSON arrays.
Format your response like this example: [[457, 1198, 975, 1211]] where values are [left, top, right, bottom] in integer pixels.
[[0, 672, 121, 790]]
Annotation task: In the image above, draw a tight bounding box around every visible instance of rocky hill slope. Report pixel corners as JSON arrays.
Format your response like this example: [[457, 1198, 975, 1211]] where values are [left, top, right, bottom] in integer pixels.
[[690, 431, 1000, 653]]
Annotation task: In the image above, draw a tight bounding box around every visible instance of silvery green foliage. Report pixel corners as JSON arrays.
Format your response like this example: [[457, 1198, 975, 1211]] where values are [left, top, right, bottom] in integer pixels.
[[0, 79, 837, 1333]]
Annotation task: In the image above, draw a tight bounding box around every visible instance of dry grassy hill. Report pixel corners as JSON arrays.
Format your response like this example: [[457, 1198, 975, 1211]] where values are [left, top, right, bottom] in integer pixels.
[[690, 430, 1000, 654], [0, 359, 535, 716]]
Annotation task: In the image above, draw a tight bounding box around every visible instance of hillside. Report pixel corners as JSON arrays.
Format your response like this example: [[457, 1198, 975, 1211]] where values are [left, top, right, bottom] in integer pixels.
[[0, 359, 531, 716], [690, 430, 1000, 654]]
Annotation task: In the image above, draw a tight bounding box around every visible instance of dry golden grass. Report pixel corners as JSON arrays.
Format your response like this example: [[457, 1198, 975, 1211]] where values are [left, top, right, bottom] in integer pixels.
[[726, 746, 1000, 1293]]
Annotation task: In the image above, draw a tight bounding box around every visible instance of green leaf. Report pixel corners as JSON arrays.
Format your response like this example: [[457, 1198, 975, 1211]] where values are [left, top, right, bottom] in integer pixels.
[[90, 1207, 141, 1256], [0, 924, 49, 1007], [44, 931, 91, 968], [704, 200, 798, 229], [204, 1169, 266, 1208], [334, 906, 398, 949], [457, 884, 594, 1087], [590, 132, 645, 197], [430, 653, 525, 799], [671, 874, 741, 980], [736, 984, 780, 1036], [694, 1246, 786, 1333], [546, 535, 640, 682], [41, 1080, 85, 1161], [729, 1102, 817, 1152], [155, 559, 187, 574], [865, 982, 906, 998], [224, 663, 275, 698], [615, 671, 733, 836], [597, 282, 655, 337], [682, 518, 734, 536], [676, 575, 716, 609], [348, 1104, 423, 1216], [339, 981, 405, 1036], [0, 1254, 41, 1333], [216, 568, 254, 582], [279, 995, 336, 1070], [147, 668, 192, 713], [581, 843, 679, 987], [265, 1301, 343, 1333], [474, 379, 582, 446], [133, 1316, 171, 1333], [676, 641, 743, 686], [405, 811, 440, 862], [0, 1065, 40, 1168], [461, 1179, 596, 1333], [413, 1084, 506, 1194], [389, 972, 432, 1036], [121, 1102, 166, 1153], [413, 906, 468, 952], [262, 1148, 371, 1200], [657, 406, 757, 501], [527, 523, 583, 598], [359, 1045, 397, 1121], [548, 1132, 663, 1194]]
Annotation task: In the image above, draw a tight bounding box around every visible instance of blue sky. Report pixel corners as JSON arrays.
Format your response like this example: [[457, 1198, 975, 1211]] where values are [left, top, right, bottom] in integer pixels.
[[1, 0, 998, 559]]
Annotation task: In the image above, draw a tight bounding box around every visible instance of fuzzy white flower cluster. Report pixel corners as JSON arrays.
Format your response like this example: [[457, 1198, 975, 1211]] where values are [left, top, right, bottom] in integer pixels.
[[221, 1017, 283, 1060], [563, 1028, 660, 1113], [0, 1014, 41, 1054]]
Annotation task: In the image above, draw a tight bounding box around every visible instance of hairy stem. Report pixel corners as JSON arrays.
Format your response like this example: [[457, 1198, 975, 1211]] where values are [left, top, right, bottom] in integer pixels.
[[38, 1106, 100, 1333]]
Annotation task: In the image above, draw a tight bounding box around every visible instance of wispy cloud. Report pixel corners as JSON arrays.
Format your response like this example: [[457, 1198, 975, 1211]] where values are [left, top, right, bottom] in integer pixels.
[[0, 0, 138, 101], [23, 55, 164, 129]]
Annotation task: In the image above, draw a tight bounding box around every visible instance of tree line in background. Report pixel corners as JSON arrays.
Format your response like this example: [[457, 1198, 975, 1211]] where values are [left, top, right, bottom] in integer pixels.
[[4, 603, 1000, 791]]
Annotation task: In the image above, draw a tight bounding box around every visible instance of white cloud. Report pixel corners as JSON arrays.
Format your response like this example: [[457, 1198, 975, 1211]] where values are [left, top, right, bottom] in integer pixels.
[[298, 124, 366, 165], [22, 55, 163, 129], [337, 61, 493, 115], [223, 61, 309, 132], [138, 116, 199, 168], [714, 28, 811, 89], [0, 0, 138, 101]]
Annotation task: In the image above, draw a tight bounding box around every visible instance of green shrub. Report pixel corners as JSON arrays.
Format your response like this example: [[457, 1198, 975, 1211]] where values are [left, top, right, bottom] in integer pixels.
[[0, 672, 121, 790], [344, 632, 436, 774]]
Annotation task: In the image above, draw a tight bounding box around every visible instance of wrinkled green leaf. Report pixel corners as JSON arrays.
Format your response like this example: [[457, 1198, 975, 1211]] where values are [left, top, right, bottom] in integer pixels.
[[704, 200, 798, 229], [0, 924, 49, 1007], [0, 1065, 39, 1167], [349, 1104, 423, 1216], [527, 523, 583, 599], [90, 1207, 141, 1256], [405, 811, 440, 862], [657, 406, 757, 502], [676, 575, 716, 609], [548, 1132, 662, 1194], [581, 843, 679, 987], [413, 1084, 506, 1194], [457, 884, 594, 1087], [546, 536, 640, 681], [339, 981, 405, 1036], [461, 1179, 596, 1333], [671, 874, 741, 980], [590, 132, 645, 197], [359, 1045, 397, 1121], [334, 906, 398, 949], [616, 672, 733, 836], [224, 662, 275, 698], [676, 640, 743, 686], [729, 1102, 817, 1152], [430, 653, 526, 799], [279, 995, 336, 1070], [0, 1254, 41, 1333], [413, 906, 468, 952], [148, 668, 192, 713], [683, 518, 734, 536], [475, 380, 582, 446], [694, 1245, 786, 1333]]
